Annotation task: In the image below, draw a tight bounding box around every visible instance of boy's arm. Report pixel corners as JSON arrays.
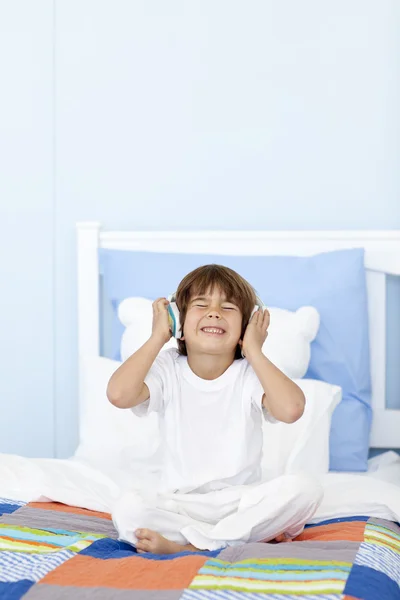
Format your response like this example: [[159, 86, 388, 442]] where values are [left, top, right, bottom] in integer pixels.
[[107, 335, 164, 408], [242, 308, 305, 424], [106, 298, 172, 409], [246, 349, 305, 423]]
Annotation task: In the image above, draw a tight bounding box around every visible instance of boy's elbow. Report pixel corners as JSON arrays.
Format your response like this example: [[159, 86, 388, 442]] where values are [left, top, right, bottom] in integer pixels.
[[284, 390, 306, 423], [287, 390, 306, 423], [285, 406, 304, 423], [106, 381, 146, 409], [106, 382, 125, 408]]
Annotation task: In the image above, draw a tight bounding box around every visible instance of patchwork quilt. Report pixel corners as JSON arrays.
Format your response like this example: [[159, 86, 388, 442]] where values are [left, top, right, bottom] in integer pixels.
[[0, 497, 399, 599]]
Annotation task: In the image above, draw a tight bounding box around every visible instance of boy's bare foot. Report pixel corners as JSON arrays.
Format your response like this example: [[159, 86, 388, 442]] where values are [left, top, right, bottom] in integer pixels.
[[134, 529, 291, 553], [135, 529, 199, 554]]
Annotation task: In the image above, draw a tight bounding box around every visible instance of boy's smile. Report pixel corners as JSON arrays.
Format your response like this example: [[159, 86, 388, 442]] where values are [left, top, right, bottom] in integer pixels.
[[200, 326, 226, 336]]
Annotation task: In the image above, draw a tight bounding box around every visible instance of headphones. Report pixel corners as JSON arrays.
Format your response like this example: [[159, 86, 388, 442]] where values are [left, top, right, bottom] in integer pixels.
[[167, 293, 266, 339]]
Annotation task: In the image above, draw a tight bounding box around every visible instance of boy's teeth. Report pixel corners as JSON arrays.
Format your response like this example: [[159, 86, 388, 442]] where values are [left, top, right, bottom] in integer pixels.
[[202, 328, 224, 334]]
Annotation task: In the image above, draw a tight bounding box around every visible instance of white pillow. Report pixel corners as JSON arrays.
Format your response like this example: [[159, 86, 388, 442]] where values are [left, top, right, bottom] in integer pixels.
[[75, 356, 341, 484], [74, 355, 161, 487], [262, 379, 342, 480], [118, 297, 320, 379], [262, 306, 320, 378]]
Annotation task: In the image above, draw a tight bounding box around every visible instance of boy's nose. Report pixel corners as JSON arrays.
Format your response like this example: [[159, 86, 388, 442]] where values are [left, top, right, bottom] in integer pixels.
[[207, 310, 221, 319]]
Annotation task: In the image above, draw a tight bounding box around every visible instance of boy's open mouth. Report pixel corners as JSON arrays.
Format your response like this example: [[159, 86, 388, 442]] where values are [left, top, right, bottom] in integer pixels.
[[200, 327, 226, 335]]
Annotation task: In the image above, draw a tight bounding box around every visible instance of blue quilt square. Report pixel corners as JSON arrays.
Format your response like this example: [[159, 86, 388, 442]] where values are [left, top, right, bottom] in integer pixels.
[[344, 564, 400, 600], [0, 502, 24, 516], [80, 538, 137, 559], [0, 504, 21, 516], [0, 580, 34, 599], [81, 537, 220, 561]]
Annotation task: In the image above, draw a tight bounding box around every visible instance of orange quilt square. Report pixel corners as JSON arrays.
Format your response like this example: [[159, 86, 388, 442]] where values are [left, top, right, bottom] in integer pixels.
[[296, 521, 366, 543], [41, 554, 207, 590]]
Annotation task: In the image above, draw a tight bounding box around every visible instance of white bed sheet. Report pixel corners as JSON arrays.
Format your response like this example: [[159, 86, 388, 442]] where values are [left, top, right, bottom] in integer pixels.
[[310, 451, 400, 523], [0, 451, 399, 525]]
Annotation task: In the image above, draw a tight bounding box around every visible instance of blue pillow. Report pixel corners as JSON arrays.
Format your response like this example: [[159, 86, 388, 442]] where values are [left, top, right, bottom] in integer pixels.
[[99, 247, 372, 472]]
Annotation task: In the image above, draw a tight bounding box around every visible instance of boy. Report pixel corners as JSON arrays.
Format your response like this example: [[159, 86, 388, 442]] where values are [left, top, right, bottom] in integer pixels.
[[107, 264, 323, 553]]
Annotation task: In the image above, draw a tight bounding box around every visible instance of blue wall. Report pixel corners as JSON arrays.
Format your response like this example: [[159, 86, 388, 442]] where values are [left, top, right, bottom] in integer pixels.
[[0, 2, 54, 456], [1, 0, 399, 458]]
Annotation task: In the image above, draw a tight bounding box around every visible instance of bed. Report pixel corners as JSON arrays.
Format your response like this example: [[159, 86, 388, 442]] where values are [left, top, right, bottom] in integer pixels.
[[0, 224, 400, 599]]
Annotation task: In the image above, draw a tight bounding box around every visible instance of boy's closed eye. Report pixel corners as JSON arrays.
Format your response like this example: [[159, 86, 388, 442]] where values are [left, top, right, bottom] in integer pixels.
[[194, 304, 237, 310], [190, 296, 239, 311]]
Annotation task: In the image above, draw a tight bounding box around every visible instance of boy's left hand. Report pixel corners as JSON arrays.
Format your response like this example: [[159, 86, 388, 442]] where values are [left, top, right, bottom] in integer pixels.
[[241, 308, 270, 359]]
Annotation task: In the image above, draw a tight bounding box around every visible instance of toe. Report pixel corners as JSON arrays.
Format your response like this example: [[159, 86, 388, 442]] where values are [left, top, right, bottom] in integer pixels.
[[275, 533, 293, 543], [136, 540, 151, 553], [135, 528, 150, 540]]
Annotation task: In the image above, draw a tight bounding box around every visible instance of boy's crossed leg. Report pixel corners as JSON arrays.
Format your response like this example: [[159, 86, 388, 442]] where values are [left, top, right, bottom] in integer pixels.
[[112, 474, 323, 554]]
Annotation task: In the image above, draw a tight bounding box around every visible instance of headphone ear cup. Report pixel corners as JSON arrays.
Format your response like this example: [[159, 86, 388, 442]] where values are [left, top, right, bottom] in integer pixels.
[[252, 296, 267, 318], [250, 305, 259, 319], [167, 300, 182, 339]]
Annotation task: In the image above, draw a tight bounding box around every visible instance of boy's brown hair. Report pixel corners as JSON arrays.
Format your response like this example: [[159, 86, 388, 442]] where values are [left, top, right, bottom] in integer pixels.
[[175, 264, 257, 359]]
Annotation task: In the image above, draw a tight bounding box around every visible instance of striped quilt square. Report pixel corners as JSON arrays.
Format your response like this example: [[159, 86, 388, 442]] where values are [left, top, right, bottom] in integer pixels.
[[0, 506, 118, 539], [182, 593, 344, 600], [186, 541, 359, 597], [0, 548, 74, 583], [0, 522, 105, 554]]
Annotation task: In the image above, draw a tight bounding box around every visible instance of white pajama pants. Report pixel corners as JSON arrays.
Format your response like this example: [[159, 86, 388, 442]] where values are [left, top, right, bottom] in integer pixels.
[[112, 474, 323, 551]]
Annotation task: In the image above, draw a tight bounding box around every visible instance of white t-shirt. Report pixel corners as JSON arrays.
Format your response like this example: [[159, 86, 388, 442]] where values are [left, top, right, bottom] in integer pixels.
[[132, 348, 277, 494]]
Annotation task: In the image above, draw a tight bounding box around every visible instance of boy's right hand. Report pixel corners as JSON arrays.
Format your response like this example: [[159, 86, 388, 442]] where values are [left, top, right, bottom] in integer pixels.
[[151, 298, 173, 345]]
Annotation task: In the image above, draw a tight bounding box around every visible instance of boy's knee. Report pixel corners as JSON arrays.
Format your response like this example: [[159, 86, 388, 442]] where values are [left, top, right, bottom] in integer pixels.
[[112, 491, 148, 528], [111, 490, 153, 545], [285, 473, 324, 504]]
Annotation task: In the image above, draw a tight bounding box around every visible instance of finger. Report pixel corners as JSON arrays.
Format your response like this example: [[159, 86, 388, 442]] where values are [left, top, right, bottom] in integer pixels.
[[137, 528, 152, 540], [152, 298, 163, 312], [158, 301, 169, 313], [154, 298, 169, 313], [153, 298, 164, 305], [250, 310, 259, 324], [135, 529, 144, 539], [263, 309, 270, 328]]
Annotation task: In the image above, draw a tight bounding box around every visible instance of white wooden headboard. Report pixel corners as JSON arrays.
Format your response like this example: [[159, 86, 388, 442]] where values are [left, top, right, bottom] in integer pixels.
[[76, 222, 400, 449]]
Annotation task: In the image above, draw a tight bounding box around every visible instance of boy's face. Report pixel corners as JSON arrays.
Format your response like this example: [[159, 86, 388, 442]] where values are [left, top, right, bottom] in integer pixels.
[[182, 286, 242, 356]]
